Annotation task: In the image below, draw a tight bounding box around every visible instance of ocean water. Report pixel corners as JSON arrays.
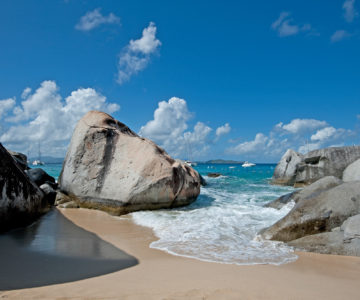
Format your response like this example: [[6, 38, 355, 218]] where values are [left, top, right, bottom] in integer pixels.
[[131, 164, 298, 265], [34, 163, 297, 265]]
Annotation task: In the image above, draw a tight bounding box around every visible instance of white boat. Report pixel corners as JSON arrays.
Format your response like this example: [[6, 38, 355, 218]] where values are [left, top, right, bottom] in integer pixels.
[[32, 160, 44, 166], [185, 161, 197, 167], [242, 161, 255, 168]]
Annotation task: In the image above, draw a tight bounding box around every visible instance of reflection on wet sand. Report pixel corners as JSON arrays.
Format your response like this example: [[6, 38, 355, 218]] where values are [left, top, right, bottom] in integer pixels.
[[0, 209, 138, 290]]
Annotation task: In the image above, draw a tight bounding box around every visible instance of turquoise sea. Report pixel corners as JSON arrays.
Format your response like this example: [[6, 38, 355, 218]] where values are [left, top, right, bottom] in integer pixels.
[[35, 163, 297, 265]]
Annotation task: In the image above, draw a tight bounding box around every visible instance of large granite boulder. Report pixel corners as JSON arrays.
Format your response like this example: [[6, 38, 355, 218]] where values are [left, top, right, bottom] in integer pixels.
[[59, 111, 201, 215], [261, 181, 360, 242], [343, 159, 360, 182], [0, 143, 46, 232], [288, 214, 360, 256], [265, 176, 342, 210], [271, 149, 303, 185], [295, 146, 360, 186]]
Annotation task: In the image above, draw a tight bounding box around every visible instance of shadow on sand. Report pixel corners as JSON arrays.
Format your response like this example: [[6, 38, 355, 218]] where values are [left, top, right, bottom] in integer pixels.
[[0, 209, 138, 290]]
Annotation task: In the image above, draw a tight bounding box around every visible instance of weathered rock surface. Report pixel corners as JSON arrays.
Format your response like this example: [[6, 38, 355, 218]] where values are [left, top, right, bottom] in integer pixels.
[[288, 214, 360, 256], [294, 146, 360, 186], [264, 191, 299, 210], [272, 146, 360, 187], [265, 176, 342, 210], [25, 168, 56, 188], [272, 149, 303, 185], [261, 181, 360, 242], [0, 143, 46, 232], [343, 158, 360, 182], [59, 111, 201, 215], [7, 150, 29, 170]]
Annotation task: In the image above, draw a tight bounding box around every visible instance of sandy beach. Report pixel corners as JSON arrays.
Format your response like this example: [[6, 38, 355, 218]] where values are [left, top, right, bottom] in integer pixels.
[[1, 207, 360, 300]]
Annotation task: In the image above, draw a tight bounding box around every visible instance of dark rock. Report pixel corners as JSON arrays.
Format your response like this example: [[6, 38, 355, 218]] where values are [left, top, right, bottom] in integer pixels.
[[207, 173, 222, 178], [199, 174, 207, 186], [0, 143, 46, 232], [25, 168, 56, 187], [39, 183, 57, 205], [7, 150, 29, 170]]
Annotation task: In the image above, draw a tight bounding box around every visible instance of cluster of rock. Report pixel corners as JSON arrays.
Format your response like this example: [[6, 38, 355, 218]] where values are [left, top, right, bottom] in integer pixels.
[[272, 146, 360, 187], [0, 144, 56, 232], [264, 147, 360, 256], [58, 111, 201, 215]]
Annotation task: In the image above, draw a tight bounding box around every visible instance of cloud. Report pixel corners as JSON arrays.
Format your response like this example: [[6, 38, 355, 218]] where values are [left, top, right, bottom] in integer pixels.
[[271, 12, 311, 37], [0, 98, 16, 119], [215, 123, 231, 139], [277, 118, 328, 134], [75, 8, 120, 31], [331, 30, 351, 43], [140, 97, 191, 143], [140, 97, 220, 159], [21, 87, 31, 99], [227, 117, 356, 161], [117, 22, 161, 84], [227, 133, 268, 155], [343, 0, 358, 22], [0, 81, 120, 157]]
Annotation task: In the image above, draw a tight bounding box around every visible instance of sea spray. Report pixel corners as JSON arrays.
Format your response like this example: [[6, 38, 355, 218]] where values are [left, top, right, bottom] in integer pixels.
[[131, 164, 298, 265]]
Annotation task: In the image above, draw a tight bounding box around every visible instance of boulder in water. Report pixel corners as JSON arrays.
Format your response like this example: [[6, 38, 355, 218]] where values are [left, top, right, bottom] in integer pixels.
[[59, 111, 201, 215]]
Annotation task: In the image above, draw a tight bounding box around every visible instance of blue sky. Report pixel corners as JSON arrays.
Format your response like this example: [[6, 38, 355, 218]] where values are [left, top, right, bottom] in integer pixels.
[[0, 0, 359, 162]]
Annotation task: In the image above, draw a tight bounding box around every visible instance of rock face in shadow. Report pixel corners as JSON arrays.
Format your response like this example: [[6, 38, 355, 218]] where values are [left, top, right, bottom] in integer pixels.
[[59, 111, 201, 215], [7, 150, 29, 170], [288, 214, 360, 256], [0, 143, 46, 232], [261, 181, 360, 242], [272, 149, 303, 186], [343, 158, 360, 182], [272, 146, 360, 187]]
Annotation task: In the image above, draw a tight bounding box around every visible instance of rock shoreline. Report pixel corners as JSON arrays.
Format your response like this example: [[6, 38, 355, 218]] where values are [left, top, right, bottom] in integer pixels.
[[264, 146, 360, 257]]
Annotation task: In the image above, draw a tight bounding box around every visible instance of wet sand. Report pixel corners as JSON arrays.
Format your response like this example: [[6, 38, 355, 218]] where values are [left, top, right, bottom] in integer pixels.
[[2, 207, 360, 299], [0, 209, 137, 290]]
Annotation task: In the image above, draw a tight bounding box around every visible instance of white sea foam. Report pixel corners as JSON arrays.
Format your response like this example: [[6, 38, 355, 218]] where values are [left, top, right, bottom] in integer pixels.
[[131, 179, 298, 265]]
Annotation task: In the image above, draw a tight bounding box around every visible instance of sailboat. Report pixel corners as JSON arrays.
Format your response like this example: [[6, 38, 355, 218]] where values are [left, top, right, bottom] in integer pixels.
[[32, 142, 44, 166]]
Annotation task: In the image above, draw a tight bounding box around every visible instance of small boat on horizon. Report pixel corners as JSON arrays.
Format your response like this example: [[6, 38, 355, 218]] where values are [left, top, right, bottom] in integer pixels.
[[185, 161, 197, 167], [242, 161, 256, 168], [32, 160, 44, 166]]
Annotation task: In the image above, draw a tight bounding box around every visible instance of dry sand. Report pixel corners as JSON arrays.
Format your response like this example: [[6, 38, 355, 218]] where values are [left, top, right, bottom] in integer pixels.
[[2, 207, 360, 300]]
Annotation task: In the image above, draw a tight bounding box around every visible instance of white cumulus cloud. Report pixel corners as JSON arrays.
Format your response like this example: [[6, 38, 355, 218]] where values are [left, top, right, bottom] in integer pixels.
[[343, 0, 358, 22], [140, 97, 221, 159], [215, 123, 231, 138], [227, 133, 268, 155], [117, 22, 161, 84], [278, 118, 328, 134], [75, 8, 120, 31], [0, 81, 120, 157], [0, 98, 16, 119]]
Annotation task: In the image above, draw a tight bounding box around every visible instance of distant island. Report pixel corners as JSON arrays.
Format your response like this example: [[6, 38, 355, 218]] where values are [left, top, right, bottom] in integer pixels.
[[201, 159, 244, 164]]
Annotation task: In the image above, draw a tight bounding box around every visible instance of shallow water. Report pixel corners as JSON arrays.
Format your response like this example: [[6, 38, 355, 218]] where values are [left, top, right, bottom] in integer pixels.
[[131, 164, 297, 265]]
